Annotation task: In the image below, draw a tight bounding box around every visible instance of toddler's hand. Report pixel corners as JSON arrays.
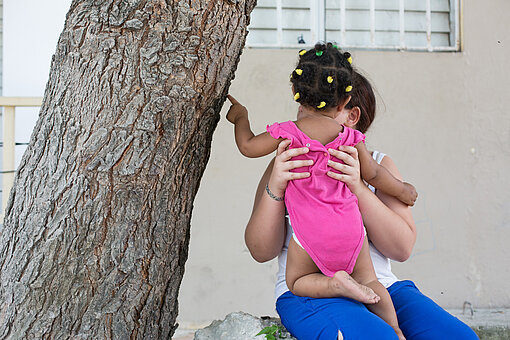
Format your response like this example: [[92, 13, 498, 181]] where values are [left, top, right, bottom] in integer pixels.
[[398, 182, 418, 206], [226, 95, 248, 124]]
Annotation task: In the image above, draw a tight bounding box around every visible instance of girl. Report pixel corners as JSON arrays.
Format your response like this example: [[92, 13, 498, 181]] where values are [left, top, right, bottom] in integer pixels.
[[226, 43, 416, 339]]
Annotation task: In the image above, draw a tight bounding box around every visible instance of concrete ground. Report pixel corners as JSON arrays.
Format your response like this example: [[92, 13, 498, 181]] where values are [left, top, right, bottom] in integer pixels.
[[173, 308, 510, 339], [450, 308, 510, 339]]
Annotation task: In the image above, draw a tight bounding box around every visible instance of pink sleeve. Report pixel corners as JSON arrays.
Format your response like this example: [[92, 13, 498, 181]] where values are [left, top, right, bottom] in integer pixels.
[[351, 129, 366, 146], [267, 122, 291, 140], [342, 126, 366, 146]]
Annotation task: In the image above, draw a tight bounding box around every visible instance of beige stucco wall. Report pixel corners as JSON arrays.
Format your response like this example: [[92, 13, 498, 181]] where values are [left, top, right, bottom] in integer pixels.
[[178, 1, 510, 323]]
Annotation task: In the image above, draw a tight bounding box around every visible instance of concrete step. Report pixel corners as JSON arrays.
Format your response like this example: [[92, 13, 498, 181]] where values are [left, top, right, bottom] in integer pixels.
[[175, 309, 510, 340]]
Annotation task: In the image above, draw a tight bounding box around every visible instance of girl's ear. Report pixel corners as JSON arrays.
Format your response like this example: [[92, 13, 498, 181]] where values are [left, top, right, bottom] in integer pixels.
[[344, 106, 361, 128], [334, 96, 352, 118], [338, 95, 351, 109]]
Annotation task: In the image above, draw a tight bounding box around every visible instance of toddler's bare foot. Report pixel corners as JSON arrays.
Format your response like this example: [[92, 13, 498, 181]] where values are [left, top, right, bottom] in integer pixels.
[[329, 271, 380, 304]]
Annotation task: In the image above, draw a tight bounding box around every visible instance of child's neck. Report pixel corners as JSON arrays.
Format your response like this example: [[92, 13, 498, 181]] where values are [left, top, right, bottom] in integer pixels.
[[294, 105, 345, 145], [297, 105, 338, 120]]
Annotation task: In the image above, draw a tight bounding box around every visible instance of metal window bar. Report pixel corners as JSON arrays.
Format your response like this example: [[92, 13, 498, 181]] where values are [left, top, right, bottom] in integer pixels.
[[370, 0, 376, 47], [399, 0, 405, 49], [452, 0, 461, 50], [340, 0, 346, 46], [276, 0, 283, 46], [310, 0, 317, 43], [317, 0, 325, 42], [309, 0, 325, 44], [426, 0, 433, 51]]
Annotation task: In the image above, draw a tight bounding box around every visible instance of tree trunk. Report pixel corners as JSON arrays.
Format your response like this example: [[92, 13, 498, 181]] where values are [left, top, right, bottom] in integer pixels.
[[0, 0, 256, 338]]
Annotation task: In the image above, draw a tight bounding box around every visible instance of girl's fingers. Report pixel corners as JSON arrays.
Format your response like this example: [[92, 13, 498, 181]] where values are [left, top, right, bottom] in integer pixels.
[[227, 94, 239, 104]]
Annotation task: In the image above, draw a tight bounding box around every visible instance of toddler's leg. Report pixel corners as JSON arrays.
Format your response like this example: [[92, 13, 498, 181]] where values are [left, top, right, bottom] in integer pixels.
[[351, 238, 405, 340], [286, 238, 378, 303]]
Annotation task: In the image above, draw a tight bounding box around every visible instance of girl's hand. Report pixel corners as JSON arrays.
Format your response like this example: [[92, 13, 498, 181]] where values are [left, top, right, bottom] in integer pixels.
[[226, 95, 248, 124], [327, 145, 365, 195], [267, 139, 312, 197], [397, 182, 418, 206]]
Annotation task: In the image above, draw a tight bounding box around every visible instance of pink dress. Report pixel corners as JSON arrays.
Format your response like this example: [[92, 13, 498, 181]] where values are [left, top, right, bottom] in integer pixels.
[[267, 121, 366, 277]]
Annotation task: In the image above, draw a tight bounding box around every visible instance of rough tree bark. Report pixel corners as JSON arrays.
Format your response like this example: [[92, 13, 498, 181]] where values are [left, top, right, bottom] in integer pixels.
[[0, 0, 256, 338]]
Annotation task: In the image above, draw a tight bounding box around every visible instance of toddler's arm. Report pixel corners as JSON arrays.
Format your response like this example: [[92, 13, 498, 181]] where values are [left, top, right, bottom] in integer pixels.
[[226, 95, 281, 158], [355, 142, 417, 206]]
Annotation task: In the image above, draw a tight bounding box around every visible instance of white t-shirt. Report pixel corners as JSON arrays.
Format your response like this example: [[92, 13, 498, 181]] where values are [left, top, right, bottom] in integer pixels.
[[274, 151, 399, 301]]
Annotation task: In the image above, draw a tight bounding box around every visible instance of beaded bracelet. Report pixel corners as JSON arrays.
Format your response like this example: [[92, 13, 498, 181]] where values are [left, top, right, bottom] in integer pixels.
[[265, 184, 284, 201]]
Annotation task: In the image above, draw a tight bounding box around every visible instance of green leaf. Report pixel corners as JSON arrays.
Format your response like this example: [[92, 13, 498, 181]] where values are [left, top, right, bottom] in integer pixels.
[[256, 325, 278, 336], [266, 335, 277, 340]]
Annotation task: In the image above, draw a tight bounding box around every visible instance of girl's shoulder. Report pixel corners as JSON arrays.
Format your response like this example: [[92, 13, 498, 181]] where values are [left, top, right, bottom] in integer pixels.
[[294, 116, 343, 145], [267, 120, 301, 141]]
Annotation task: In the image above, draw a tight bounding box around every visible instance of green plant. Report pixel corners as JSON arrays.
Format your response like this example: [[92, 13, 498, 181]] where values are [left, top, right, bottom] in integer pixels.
[[256, 324, 288, 340]]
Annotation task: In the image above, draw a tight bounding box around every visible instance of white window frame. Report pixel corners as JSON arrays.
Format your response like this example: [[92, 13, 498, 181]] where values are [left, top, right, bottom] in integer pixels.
[[247, 0, 461, 52]]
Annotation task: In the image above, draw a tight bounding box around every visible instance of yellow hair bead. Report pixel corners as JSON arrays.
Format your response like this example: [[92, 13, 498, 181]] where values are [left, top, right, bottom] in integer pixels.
[[345, 85, 353, 92], [347, 56, 353, 64], [294, 93, 300, 101], [299, 49, 307, 56], [295, 69, 303, 76], [327, 76, 333, 83], [317, 101, 326, 109]]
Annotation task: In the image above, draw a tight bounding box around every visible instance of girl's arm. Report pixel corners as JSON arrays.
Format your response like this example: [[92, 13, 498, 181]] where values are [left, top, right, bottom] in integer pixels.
[[368, 155, 417, 261], [355, 142, 417, 206], [245, 140, 312, 262], [328, 146, 416, 262], [226, 95, 281, 158]]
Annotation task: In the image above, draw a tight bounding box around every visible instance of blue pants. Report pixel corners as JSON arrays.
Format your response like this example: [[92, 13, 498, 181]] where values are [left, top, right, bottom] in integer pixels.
[[276, 280, 479, 340]]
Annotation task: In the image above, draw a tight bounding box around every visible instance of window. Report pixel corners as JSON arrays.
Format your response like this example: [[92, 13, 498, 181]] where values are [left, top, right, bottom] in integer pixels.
[[247, 0, 460, 51]]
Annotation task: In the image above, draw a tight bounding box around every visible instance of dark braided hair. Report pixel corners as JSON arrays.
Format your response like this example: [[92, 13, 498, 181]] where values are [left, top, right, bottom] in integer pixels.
[[345, 71, 376, 133], [291, 42, 353, 111]]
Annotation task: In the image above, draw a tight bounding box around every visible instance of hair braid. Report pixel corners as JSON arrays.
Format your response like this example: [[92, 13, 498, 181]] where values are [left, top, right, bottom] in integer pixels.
[[290, 42, 354, 110]]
